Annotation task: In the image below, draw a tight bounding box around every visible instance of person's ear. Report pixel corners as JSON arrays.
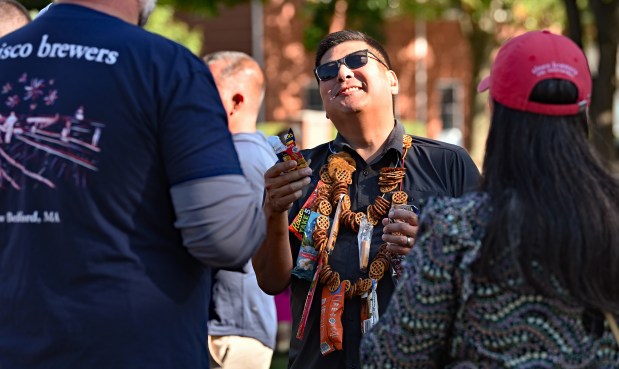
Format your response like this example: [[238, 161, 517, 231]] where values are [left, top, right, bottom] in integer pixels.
[[231, 93, 244, 113], [387, 70, 399, 95]]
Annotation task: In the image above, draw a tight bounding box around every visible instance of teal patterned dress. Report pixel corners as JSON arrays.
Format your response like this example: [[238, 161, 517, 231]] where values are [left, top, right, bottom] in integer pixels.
[[360, 192, 619, 368]]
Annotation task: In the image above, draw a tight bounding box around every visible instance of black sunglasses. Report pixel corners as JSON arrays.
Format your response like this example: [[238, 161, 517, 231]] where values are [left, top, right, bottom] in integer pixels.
[[314, 49, 389, 81]]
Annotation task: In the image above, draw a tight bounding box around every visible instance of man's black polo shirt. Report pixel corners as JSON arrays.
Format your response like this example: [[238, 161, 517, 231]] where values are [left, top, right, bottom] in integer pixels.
[[287, 121, 480, 369]]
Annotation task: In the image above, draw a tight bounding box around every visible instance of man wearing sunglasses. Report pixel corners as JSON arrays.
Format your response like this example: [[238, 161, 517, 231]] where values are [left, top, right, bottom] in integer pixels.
[[253, 29, 480, 369]]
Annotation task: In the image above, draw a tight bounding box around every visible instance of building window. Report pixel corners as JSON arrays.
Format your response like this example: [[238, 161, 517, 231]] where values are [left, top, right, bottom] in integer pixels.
[[437, 80, 464, 146], [304, 84, 324, 111]]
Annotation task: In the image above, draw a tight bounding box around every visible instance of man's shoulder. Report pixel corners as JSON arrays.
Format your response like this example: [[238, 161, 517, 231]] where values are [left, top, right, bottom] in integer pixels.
[[301, 141, 332, 170], [301, 141, 331, 158], [301, 140, 330, 153], [410, 135, 468, 155], [406, 135, 480, 195]]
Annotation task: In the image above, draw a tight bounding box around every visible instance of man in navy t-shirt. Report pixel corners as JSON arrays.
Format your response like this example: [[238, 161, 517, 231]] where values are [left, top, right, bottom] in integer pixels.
[[0, 1, 265, 368]]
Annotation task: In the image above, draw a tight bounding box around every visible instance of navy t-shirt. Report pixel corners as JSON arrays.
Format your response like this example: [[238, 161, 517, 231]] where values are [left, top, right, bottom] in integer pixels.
[[0, 4, 241, 368]]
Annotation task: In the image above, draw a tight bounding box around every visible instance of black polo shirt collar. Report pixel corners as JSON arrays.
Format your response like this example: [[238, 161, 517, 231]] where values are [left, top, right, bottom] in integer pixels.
[[330, 120, 406, 165]]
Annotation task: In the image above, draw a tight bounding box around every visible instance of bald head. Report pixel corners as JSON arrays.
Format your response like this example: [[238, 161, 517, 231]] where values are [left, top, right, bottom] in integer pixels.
[[0, 0, 31, 37], [203, 51, 265, 134]]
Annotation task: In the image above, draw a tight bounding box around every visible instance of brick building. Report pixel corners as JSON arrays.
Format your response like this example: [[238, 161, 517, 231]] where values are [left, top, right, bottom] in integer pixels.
[[180, 0, 473, 150]]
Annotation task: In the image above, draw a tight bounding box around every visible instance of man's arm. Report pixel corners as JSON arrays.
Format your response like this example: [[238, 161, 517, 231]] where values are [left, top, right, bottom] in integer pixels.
[[252, 160, 312, 295], [171, 175, 265, 269]]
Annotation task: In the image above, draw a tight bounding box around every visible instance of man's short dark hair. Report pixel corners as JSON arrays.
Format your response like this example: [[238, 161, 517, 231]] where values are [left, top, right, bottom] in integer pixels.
[[315, 30, 391, 70]]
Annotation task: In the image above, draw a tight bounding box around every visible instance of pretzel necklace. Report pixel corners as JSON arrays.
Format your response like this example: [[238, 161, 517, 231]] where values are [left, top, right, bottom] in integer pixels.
[[311, 135, 413, 298]]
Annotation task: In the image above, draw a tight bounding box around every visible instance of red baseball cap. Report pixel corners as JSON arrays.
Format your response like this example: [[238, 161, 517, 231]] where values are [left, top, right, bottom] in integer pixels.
[[477, 30, 591, 116]]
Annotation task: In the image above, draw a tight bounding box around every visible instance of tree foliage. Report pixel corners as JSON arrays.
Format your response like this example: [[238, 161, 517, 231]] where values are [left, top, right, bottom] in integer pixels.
[[18, 1, 204, 55], [17, 0, 617, 162], [145, 5, 204, 55], [157, 0, 253, 16], [300, 0, 618, 163], [302, 0, 393, 49]]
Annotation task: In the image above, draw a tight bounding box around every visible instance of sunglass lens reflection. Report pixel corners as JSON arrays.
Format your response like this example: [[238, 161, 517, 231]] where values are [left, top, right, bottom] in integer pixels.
[[316, 52, 368, 81]]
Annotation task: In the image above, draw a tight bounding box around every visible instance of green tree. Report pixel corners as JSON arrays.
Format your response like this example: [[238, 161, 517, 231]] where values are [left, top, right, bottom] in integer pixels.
[[18, 2, 204, 57], [301, 0, 618, 165], [145, 5, 203, 55], [19, 0, 617, 164], [301, 0, 563, 155], [586, 0, 618, 165]]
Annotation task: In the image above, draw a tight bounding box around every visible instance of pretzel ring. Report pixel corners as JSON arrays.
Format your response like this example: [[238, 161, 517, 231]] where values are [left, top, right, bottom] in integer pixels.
[[380, 183, 399, 193], [328, 273, 341, 292], [317, 200, 332, 215], [392, 191, 408, 204], [316, 215, 330, 230], [341, 279, 351, 292], [368, 259, 386, 279], [354, 212, 365, 225], [319, 166, 333, 184]]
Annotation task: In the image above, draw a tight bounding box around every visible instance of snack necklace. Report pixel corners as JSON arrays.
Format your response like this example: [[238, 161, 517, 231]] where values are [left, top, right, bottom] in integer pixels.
[[310, 134, 412, 298], [295, 135, 413, 342]]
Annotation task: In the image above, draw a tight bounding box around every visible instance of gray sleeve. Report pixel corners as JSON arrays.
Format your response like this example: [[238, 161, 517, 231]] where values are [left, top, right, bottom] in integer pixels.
[[170, 175, 265, 269]]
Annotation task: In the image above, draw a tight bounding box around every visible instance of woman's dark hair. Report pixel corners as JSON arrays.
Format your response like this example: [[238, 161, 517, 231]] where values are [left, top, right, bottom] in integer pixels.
[[315, 29, 391, 70], [477, 78, 619, 312]]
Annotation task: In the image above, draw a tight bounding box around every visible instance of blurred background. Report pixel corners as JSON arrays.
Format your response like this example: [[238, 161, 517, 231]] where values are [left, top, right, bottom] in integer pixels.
[[16, 0, 619, 366], [21, 0, 619, 171], [22, 0, 619, 170]]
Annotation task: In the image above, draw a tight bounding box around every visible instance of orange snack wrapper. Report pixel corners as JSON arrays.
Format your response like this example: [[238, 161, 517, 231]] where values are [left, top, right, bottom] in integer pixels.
[[319, 284, 344, 355]]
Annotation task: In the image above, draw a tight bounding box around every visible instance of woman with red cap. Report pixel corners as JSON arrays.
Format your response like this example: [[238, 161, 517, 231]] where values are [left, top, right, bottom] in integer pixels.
[[360, 30, 619, 368]]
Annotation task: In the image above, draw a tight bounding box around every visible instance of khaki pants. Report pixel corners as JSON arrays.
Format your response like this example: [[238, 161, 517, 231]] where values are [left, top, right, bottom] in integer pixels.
[[208, 335, 273, 369]]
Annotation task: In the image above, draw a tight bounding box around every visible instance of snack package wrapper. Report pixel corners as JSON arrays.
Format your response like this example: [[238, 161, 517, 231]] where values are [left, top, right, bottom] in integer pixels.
[[268, 128, 308, 171], [319, 284, 345, 355], [290, 208, 312, 242], [288, 181, 327, 240], [357, 215, 373, 272], [292, 211, 322, 281]]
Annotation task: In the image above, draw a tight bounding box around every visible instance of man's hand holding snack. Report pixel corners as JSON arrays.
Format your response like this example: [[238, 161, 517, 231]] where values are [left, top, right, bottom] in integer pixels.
[[265, 129, 312, 214], [264, 160, 312, 214]]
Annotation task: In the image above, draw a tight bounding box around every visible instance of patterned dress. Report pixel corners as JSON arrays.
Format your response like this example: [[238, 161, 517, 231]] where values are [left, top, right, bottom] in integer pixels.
[[360, 192, 619, 368]]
